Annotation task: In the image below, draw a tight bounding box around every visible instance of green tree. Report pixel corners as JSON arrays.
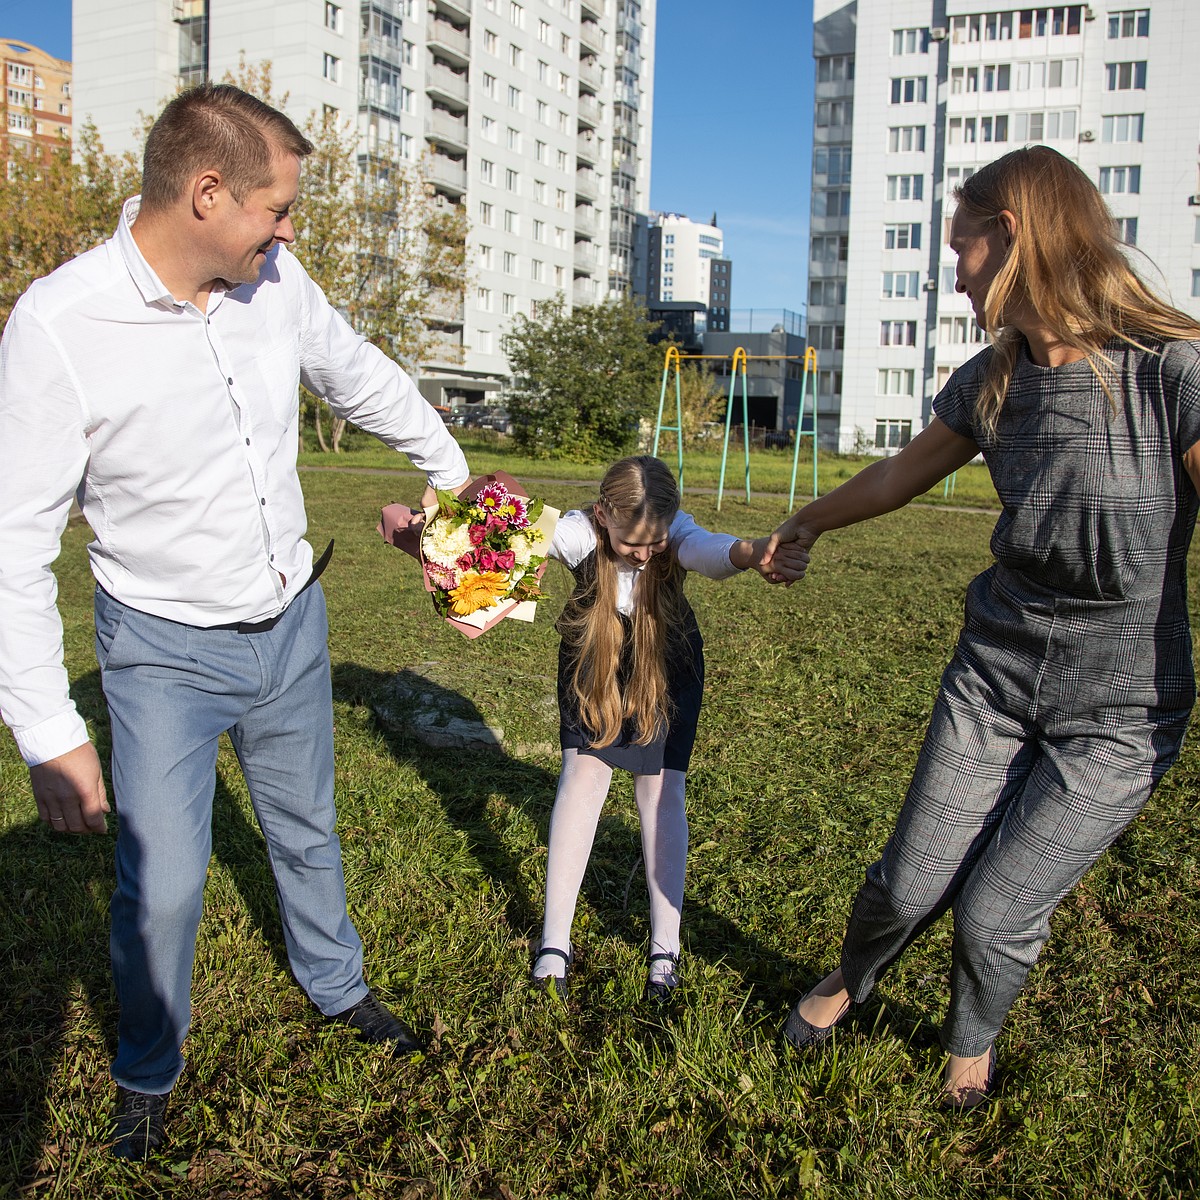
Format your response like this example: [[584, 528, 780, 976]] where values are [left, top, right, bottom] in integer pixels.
[[0, 123, 138, 327], [503, 296, 663, 462]]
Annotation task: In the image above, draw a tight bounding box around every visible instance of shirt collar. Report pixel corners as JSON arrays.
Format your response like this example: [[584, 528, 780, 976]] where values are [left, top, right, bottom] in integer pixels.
[[115, 195, 229, 313]]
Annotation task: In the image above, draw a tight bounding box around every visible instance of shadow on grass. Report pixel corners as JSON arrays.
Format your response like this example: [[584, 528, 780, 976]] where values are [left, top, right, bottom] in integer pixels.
[[332, 663, 807, 1008]]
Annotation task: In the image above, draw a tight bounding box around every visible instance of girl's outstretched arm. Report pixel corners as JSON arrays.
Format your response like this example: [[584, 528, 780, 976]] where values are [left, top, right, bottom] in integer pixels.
[[671, 513, 806, 583], [764, 418, 980, 570]]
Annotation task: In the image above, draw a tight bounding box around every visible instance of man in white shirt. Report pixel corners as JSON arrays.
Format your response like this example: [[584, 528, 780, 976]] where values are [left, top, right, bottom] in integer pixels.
[[0, 84, 469, 1159]]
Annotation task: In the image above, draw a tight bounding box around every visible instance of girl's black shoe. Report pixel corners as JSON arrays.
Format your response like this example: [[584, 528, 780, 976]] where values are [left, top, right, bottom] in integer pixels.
[[644, 951, 680, 1005], [530, 945, 572, 998]]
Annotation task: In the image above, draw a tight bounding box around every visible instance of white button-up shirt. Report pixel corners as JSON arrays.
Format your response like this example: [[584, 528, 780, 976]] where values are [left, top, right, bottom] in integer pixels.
[[550, 509, 741, 613], [0, 197, 469, 766]]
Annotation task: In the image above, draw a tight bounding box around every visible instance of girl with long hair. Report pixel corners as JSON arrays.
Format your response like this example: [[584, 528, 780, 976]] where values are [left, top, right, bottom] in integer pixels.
[[531, 455, 803, 1003], [765, 145, 1200, 1107]]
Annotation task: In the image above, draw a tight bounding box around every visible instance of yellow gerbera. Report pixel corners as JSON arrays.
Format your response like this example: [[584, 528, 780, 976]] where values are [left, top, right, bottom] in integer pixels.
[[448, 570, 509, 616]]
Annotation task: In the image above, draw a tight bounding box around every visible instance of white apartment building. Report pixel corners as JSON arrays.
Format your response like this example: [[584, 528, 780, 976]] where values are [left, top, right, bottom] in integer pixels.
[[810, 0, 1200, 453], [643, 211, 732, 331], [72, 0, 656, 404]]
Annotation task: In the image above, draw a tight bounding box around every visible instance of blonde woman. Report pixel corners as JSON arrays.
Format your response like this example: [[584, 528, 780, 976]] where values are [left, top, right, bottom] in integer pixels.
[[766, 145, 1200, 1108], [531, 456, 804, 1004]]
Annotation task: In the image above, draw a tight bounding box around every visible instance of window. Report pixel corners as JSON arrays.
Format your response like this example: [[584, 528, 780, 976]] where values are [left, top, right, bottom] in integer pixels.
[[1046, 58, 1079, 87], [817, 370, 843, 399], [509, 43, 522, 68], [484, 30, 498, 53], [480, 158, 496, 184], [478, 244, 494, 269], [531, 259, 544, 282], [880, 320, 917, 347], [557, 149, 568, 171], [891, 28, 928, 55], [877, 369, 915, 396], [322, 53, 340, 83], [886, 174, 924, 202], [483, 72, 497, 98], [1114, 216, 1138, 246], [536, 179, 548, 203], [809, 324, 845, 351], [505, 168, 519, 192], [938, 316, 987, 346], [888, 125, 926, 153], [1099, 165, 1141, 195], [508, 85, 522, 109], [980, 115, 1009, 143], [1016, 6, 1083, 37], [950, 66, 979, 94], [509, 1, 524, 27], [537, 60, 548, 83], [477, 287, 493, 311], [481, 115, 496, 141], [1192, 270, 1200, 299], [479, 200, 494, 225], [814, 189, 851, 218], [532, 219, 544, 242], [809, 279, 847, 307], [1108, 9, 1150, 38], [503, 251, 518, 275], [1106, 61, 1147, 91], [983, 11, 1014, 39], [402, 40, 415, 65], [816, 100, 853, 127], [883, 223, 922, 250], [1102, 113, 1144, 143], [881, 272, 921, 299], [814, 146, 852, 183], [983, 64, 1011, 92], [811, 234, 849, 263], [555, 188, 568, 210], [507, 126, 521, 150], [538, 18, 551, 43], [504, 209, 518, 233], [875, 419, 912, 450], [324, 2, 342, 32], [1194, 216, 1200, 245], [537, 100, 548, 122], [399, 87, 413, 113], [535, 139, 546, 163], [890, 77, 928, 104], [816, 55, 855, 82]]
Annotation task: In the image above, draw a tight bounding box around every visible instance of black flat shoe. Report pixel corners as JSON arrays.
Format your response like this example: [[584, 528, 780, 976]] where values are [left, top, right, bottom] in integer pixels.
[[330, 989, 424, 1056], [530, 945, 572, 998], [781, 994, 851, 1050], [110, 1086, 168, 1161], [644, 951, 680, 1006]]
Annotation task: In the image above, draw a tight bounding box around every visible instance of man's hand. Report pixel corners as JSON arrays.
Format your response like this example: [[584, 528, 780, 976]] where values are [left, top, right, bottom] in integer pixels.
[[29, 742, 110, 834], [730, 536, 811, 583], [420, 478, 472, 511]]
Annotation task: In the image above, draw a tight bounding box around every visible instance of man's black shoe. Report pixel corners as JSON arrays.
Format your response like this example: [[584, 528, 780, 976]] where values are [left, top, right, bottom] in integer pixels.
[[330, 989, 424, 1056], [110, 1086, 168, 1160]]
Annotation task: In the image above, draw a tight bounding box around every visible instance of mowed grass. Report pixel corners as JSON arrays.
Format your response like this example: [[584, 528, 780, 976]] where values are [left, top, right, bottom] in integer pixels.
[[2, 460, 1199, 1198]]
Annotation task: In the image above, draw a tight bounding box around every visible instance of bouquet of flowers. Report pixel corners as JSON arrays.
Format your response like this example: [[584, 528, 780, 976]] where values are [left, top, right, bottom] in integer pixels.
[[379, 472, 559, 639]]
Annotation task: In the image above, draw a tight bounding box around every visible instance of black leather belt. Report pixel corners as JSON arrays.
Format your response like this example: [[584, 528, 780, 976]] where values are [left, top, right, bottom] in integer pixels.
[[208, 539, 334, 633]]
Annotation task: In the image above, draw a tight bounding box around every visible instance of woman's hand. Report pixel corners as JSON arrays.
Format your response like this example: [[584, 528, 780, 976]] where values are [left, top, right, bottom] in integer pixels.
[[731, 536, 811, 583]]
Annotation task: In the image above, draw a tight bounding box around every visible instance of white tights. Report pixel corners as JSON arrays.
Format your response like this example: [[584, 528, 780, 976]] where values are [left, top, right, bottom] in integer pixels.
[[533, 748, 689, 983]]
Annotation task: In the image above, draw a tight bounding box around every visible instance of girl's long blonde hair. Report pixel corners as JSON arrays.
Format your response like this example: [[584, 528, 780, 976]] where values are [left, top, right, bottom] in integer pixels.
[[954, 145, 1200, 435], [559, 456, 688, 749]]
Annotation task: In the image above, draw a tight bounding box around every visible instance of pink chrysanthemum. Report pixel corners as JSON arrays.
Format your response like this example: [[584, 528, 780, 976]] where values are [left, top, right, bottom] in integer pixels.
[[475, 482, 511, 511], [425, 561, 460, 590]]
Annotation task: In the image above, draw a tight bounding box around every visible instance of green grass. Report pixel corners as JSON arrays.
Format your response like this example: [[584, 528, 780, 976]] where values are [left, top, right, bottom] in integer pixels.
[[2, 461, 1199, 1198], [299, 430, 1003, 511]]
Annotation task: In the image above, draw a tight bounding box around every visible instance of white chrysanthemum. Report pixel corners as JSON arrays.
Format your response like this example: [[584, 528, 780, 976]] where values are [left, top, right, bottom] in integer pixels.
[[509, 533, 534, 567], [422, 517, 473, 568]]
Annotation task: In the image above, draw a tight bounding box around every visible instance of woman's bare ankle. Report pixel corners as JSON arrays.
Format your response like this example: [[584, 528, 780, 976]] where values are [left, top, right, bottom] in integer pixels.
[[797, 968, 851, 1028]]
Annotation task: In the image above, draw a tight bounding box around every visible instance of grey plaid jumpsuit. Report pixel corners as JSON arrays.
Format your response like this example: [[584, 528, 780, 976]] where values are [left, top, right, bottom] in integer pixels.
[[840, 338, 1200, 1056]]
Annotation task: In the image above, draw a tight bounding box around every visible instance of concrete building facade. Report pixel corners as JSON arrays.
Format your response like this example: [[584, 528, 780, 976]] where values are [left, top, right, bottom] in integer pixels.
[[811, 0, 1200, 453], [3, 39, 72, 173], [643, 210, 732, 331], [72, 0, 656, 404]]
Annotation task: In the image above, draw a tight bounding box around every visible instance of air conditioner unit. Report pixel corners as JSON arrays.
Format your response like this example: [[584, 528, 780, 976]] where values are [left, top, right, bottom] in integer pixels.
[[1188, 194, 1200, 207], [1083, 5, 1096, 20], [1079, 130, 1095, 142], [923, 279, 938, 291], [929, 26, 947, 40]]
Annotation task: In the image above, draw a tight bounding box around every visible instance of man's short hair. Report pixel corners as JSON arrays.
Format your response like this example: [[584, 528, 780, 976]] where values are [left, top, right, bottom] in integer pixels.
[[140, 83, 313, 212]]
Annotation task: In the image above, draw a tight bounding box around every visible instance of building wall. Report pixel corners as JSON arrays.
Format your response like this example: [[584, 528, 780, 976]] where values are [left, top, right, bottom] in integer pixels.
[[72, 0, 657, 401], [811, 0, 1200, 453], [3, 39, 73, 170]]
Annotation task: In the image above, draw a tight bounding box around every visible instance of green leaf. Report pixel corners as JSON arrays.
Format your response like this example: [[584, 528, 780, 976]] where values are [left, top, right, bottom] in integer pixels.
[[525, 497, 544, 523]]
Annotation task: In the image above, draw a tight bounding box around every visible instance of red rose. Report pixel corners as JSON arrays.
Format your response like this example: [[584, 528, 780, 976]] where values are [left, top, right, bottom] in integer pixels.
[[469, 524, 488, 545]]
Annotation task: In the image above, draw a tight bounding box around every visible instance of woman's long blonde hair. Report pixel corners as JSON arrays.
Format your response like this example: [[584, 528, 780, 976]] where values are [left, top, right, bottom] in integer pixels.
[[954, 145, 1200, 435], [559, 456, 687, 749]]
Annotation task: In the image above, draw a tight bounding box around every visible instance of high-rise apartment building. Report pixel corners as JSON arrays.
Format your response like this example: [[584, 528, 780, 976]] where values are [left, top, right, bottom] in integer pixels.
[[72, 0, 656, 404], [2, 39, 72, 173], [811, 0, 1200, 453], [643, 211, 733, 332]]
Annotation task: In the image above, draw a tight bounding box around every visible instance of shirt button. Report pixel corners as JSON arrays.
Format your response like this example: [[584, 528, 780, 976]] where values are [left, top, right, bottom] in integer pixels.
[[261, 498, 267, 506], [227, 377, 234, 386], [245, 437, 251, 445]]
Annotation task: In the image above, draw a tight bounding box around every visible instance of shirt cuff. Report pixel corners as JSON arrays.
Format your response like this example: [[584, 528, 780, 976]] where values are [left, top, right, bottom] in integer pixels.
[[14, 708, 91, 767]]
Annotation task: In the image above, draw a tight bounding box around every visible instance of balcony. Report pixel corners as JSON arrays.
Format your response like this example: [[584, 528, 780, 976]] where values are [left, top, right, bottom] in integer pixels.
[[427, 18, 470, 66], [432, 0, 472, 18], [574, 205, 597, 238], [424, 328, 464, 362], [360, 34, 403, 67], [580, 19, 603, 54], [427, 152, 467, 197], [573, 277, 598, 307], [575, 131, 598, 165], [573, 243, 597, 275], [425, 109, 469, 152], [578, 57, 602, 93], [426, 299, 466, 327], [575, 168, 599, 202], [577, 93, 600, 128], [426, 62, 469, 110], [580, 0, 605, 19]]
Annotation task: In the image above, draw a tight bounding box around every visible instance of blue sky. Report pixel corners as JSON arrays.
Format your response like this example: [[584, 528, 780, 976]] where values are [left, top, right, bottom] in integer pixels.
[[3, 0, 813, 312]]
